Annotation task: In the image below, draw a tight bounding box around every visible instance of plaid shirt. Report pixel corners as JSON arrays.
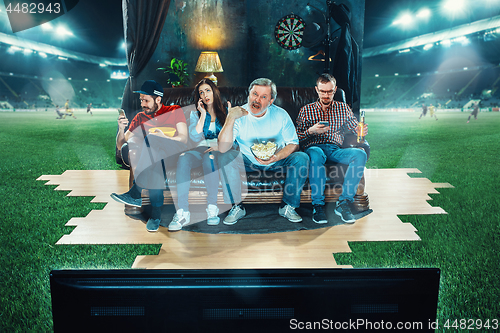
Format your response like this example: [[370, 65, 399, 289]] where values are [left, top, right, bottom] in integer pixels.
[[296, 100, 358, 149]]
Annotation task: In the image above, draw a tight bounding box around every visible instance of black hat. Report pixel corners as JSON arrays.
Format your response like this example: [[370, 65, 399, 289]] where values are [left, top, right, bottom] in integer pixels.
[[134, 80, 164, 97]]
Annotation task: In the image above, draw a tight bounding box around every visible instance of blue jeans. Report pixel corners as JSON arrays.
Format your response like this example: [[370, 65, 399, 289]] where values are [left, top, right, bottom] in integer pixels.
[[218, 149, 309, 208], [131, 134, 187, 208], [176, 146, 220, 211], [306, 144, 367, 206]]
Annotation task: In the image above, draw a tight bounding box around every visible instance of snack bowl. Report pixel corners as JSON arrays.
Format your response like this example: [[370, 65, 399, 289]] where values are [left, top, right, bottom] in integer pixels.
[[251, 141, 277, 161], [149, 127, 176, 137]]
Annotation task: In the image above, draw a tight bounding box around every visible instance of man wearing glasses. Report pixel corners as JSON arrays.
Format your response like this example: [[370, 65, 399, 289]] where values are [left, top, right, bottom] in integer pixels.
[[296, 74, 368, 224]]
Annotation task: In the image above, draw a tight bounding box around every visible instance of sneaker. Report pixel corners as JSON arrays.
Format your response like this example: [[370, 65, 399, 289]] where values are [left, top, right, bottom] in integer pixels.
[[279, 204, 302, 223], [206, 204, 220, 226], [146, 218, 161, 232], [312, 205, 328, 224], [168, 209, 190, 231], [334, 200, 356, 224], [223, 205, 246, 225], [110, 192, 142, 207]]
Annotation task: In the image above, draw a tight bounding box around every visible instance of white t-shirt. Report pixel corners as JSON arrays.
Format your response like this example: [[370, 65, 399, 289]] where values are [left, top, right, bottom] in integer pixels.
[[233, 103, 299, 166]]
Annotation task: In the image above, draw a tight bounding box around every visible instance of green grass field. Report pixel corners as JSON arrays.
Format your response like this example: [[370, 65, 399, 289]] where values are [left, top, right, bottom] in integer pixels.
[[0, 109, 499, 331]]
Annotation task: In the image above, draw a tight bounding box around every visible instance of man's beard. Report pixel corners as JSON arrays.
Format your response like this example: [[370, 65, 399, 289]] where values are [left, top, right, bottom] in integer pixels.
[[321, 98, 332, 106], [248, 98, 268, 117], [143, 102, 159, 115]]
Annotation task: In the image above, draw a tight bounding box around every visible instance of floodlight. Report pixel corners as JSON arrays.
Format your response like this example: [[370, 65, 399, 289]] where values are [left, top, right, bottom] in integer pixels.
[[393, 12, 414, 28], [453, 36, 470, 45], [85, 78, 88, 81], [38, 52, 48, 58], [441, 39, 452, 47], [58, 56, 68, 60], [423, 43, 434, 50], [23, 49, 33, 55], [399, 48, 410, 53], [417, 73, 421, 76], [41, 22, 53, 31], [375, 74, 379, 77], [463, 67, 468, 70], [416, 8, 431, 20], [8, 46, 21, 54], [56, 26, 74, 37], [395, 73, 399, 76], [442, 0, 466, 16]]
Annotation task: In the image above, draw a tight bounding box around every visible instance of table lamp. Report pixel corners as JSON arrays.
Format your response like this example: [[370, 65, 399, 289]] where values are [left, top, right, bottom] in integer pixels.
[[194, 51, 223, 85]]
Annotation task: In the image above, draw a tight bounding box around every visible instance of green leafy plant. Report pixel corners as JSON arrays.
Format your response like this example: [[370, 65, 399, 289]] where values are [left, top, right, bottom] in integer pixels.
[[157, 58, 189, 87]]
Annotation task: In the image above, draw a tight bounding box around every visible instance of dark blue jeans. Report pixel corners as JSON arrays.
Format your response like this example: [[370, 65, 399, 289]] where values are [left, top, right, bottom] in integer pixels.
[[306, 144, 367, 206], [218, 149, 309, 208], [131, 134, 187, 208], [176, 146, 220, 211]]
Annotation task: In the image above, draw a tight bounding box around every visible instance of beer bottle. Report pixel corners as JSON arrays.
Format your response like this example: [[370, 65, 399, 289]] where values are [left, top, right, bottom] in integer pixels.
[[357, 110, 365, 143]]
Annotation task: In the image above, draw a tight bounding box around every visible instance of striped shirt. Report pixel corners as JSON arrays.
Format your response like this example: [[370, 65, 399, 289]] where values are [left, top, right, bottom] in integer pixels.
[[296, 100, 358, 149]]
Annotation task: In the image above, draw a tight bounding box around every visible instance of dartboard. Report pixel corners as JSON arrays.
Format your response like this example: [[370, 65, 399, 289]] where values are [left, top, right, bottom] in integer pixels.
[[274, 14, 306, 50]]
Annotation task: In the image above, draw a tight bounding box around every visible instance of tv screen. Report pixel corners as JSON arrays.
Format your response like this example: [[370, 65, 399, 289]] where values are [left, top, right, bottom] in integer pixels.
[[50, 268, 440, 332]]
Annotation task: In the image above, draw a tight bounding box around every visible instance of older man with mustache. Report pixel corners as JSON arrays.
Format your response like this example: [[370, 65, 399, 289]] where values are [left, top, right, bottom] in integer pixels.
[[218, 78, 310, 225]]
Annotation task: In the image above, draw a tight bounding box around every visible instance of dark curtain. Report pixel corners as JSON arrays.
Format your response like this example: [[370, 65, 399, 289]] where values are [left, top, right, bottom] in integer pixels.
[[332, 23, 360, 108], [121, 0, 171, 119], [330, 3, 360, 111]]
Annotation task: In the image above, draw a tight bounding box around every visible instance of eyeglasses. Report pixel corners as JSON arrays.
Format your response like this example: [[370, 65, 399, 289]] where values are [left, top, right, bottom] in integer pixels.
[[318, 89, 335, 95]]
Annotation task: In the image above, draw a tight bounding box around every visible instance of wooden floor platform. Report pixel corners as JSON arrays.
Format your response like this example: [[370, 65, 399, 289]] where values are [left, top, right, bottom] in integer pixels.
[[37, 168, 453, 269]]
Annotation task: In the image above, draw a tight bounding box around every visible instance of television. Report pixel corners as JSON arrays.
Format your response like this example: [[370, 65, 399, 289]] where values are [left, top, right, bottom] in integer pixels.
[[50, 268, 440, 332]]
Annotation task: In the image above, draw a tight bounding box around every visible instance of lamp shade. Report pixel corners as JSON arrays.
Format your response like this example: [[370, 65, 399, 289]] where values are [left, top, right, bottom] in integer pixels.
[[194, 52, 223, 73]]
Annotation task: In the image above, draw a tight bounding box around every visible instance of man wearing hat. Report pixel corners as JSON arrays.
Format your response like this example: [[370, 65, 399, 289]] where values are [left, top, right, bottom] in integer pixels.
[[111, 80, 188, 232]]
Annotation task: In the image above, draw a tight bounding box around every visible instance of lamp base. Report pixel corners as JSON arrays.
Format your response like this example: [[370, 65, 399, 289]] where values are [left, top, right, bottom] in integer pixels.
[[204, 73, 218, 85]]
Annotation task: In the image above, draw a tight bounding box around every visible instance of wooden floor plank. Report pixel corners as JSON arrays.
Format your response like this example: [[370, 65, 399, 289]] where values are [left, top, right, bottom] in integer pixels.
[[39, 168, 452, 269]]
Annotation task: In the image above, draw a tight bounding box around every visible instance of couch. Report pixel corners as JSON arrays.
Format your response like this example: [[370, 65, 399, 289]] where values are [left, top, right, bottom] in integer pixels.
[[121, 86, 370, 212]]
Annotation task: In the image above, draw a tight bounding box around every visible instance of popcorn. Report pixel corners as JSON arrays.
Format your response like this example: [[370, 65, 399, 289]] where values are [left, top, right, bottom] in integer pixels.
[[251, 141, 277, 160]]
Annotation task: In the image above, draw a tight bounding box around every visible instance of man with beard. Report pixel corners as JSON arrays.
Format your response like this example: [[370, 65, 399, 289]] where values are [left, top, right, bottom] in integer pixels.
[[296, 74, 368, 224], [111, 80, 188, 232], [218, 78, 309, 225]]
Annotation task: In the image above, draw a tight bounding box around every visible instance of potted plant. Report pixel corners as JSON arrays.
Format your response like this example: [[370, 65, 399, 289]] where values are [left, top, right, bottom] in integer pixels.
[[157, 58, 189, 87]]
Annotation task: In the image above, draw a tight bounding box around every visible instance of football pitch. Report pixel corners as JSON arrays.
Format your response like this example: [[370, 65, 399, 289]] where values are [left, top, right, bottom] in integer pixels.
[[0, 109, 498, 331]]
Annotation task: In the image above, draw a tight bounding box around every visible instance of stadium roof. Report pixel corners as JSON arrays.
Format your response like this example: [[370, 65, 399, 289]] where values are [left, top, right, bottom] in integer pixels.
[[363, 15, 500, 58], [0, 31, 126, 66]]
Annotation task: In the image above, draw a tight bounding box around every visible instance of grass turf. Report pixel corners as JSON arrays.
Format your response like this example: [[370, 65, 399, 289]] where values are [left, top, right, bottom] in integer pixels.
[[0, 109, 499, 331]]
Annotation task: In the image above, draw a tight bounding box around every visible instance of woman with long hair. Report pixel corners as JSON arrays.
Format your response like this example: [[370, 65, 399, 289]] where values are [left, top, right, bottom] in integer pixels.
[[168, 79, 227, 231]]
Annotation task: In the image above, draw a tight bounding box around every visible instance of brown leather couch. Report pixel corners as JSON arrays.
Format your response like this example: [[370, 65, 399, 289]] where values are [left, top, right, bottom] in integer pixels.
[[123, 86, 370, 212]]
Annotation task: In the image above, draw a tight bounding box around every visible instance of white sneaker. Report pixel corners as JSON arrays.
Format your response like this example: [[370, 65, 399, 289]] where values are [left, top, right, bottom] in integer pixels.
[[168, 209, 191, 231], [279, 204, 302, 223], [223, 205, 246, 225], [206, 204, 220, 226]]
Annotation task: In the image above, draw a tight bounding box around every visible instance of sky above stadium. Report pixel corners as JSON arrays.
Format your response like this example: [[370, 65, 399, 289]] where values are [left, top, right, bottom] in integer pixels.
[[364, 0, 500, 48], [1, 0, 500, 57], [0, 0, 124, 58]]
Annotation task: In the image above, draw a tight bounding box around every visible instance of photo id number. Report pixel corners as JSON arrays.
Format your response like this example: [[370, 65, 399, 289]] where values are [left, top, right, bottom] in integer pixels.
[[6, 2, 61, 14]]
